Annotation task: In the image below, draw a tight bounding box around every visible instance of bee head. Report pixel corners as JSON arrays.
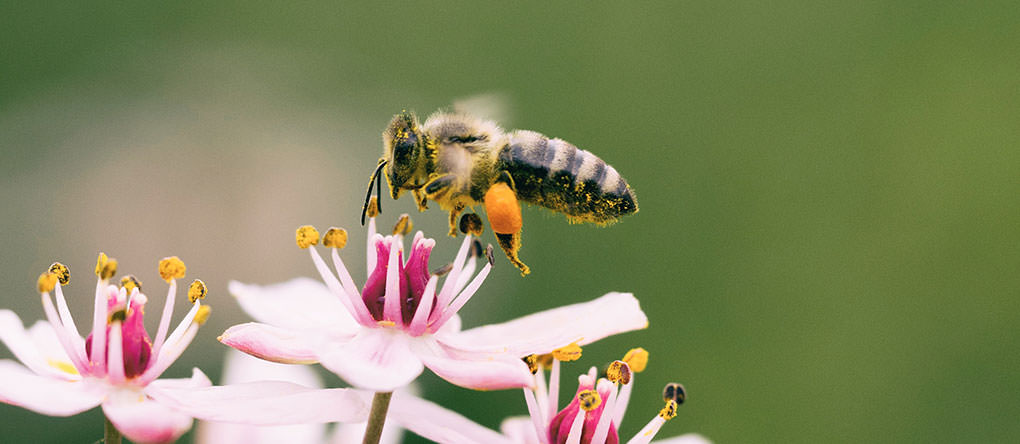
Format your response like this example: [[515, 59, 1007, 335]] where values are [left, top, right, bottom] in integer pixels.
[[383, 111, 428, 198]]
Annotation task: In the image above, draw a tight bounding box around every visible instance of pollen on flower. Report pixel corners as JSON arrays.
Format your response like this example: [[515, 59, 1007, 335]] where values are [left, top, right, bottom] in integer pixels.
[[392, 214, 413, 235], [158, 256, 186, 282], [366, 196, 380, 218], [578, 389, 602, 411], [95, 252, 118, 280], [296, 225, 320, 249], [623, 347, 649, 373], [120, 275, 142, 294], [459, 213, 484, 236], [377, 320, 396, 328], [607, 360, 632, 384], [110, 309, 128, 322], [188, 279, 207, 303], [48, 262, 70, 285], [47, 358, 79, 376], [552, 342, 583, 362], [37, 272, 58, 293], [193, 305, 212, 325], [323, 227, 348, 249], [523, 354, 540, 374], [537, 353, 554, 369], [662, 382, 686, 405], [659, 399, 678, 420]]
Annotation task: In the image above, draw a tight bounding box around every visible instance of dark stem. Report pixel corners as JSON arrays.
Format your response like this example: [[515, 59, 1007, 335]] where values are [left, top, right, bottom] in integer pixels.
[[104, 414, 121, 444], [362, 391, 394, 444]]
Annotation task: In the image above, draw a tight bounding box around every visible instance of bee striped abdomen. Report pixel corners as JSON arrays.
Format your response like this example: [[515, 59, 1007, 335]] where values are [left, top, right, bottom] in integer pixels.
[[497, 130, 637, 224]]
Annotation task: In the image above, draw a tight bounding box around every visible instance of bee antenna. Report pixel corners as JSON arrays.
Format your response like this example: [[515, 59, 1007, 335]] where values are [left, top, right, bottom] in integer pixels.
[[362, 160, 387, 225]]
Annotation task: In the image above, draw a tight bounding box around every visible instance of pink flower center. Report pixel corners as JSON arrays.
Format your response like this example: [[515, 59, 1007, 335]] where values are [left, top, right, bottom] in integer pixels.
[[548, 379, 619, 444], [85, 297, 153, 379], [361, 236, 435, 325]]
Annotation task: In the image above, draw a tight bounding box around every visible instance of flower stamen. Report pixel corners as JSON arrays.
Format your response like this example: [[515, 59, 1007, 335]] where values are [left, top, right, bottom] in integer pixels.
[[552, 342, 583, 362], [120, 275, 142, 294], [95, 252, 118, 281], [187, 279, 207, 303], [323, 227, 348, 249], [392, 214, 413, 236], [49, 262, 70, 285], [158, 256, 186, 282]]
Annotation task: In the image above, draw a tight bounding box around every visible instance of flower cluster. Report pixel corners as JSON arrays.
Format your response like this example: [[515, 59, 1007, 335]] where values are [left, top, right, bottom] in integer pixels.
[[0, 209, 706, 443]]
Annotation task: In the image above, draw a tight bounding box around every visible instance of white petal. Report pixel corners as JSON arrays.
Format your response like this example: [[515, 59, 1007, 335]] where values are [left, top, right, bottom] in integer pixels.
[[331, 420, 404, 444], [219, 322, 323, 364], [102, 387, 194, 444], [0, 359, 101, 416], [229, 279, 357, 335], [317, 329, 425, 392], [388, 391, 515, 444], [500, 416, 542, 444], [653, 434, 713, 444], [448, 292, 648, 355], [220, 349, 322, 388], [147, 380, 369, 425], [146, 367, 213, 391], [0, 311, 75, 380], [414, 340, 534, 390], [197, 420, 327, 444]]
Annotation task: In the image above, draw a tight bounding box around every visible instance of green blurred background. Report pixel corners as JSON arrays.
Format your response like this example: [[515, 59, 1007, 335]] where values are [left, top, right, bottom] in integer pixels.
[[2, 2, 1018, 443]]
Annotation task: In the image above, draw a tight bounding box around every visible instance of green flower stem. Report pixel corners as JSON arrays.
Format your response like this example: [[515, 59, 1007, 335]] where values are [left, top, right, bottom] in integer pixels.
[[104, 414, 121, 444], [362, 391, 394, 444]]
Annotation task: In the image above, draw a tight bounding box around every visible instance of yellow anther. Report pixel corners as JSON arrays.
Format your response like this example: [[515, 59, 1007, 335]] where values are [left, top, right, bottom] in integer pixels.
[[459, 213, 484, 236], [552, 342, 583, 362], [607, 360, 632, 385], [47, 359, 79, 376], [662, 382, 686, 405], [376, 320, 396, 328], [392, 214, 413, 235], [366, 197, 380, 218], [188, 279, 207, 303], [659, 399, 678, 420], [48, 262, 70, 285], [37, 272, 58, 293], [623, 347, 649, 373], [193, 305, 212, 325], [158, 256, 186, 282], [536, 353, 554, 369], [323, 227, 349, 249], [95, 252, 118, 280], [120, 275, 142, 294], [296, 225, 320, 249], [578, 390, 602, 412], [110, 309, 127, 322], [522, 354, 539, 374]]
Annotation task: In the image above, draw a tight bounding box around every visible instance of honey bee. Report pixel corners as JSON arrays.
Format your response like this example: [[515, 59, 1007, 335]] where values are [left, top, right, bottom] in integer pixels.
[[362, 110, 638, 275]]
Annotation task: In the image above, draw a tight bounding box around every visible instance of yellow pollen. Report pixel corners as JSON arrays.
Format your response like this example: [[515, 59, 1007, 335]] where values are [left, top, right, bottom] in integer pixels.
[[193, 305, 212, 325], [47, 359, 79, 375], [37, 272, 58, 293], [659, 399, 677, 420], [662, 382, 686, 405], [459, 213, 484, 236], [158, 256, 186, 282], [578, 389, 602, 411], [296, 225, 320, 249], [522, 354, 539, 374], [623, 347, 649, 373], [552, 342, 583, 362], [607, 360, 632, 385], [537, 353, 554, 369], [120, 275, 142, 294], [323, 227, 349, 249], [376, 320, 396, 328], [95, 252, 118, 280], [48, 262, 70, 285], [110, 309, 127, 322], [392, 214, 413, 235], [366, 197, 380, 218], [188, 279, 207, 303]]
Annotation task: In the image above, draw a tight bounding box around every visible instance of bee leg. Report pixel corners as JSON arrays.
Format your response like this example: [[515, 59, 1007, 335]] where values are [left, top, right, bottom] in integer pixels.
[[484, 178, 530, 276], [412, 189, 429, 212], [448, 204, 465, 237]]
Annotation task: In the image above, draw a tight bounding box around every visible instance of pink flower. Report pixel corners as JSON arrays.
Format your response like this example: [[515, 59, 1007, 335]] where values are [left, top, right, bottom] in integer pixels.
[[383, 349, 710, 444], [0, 254, 211, 444], [220, 215, 648, 392]]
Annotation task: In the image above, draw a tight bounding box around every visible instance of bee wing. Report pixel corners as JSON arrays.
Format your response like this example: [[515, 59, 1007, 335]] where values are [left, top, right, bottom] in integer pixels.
[[452, 92, 514, 126]]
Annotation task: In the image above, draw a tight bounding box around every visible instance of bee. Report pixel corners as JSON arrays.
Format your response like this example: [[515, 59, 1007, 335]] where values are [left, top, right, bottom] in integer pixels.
[[362, 110, 638, 275]]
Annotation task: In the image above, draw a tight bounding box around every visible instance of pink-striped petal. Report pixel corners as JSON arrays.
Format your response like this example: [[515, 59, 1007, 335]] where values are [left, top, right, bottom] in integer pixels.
[[316, 329, 424, 391], [148, 381, 369, 425], [388, 391, 515, 444], [229, 279, 357, 335], [415, 340, 534, 390], [102, 387, 194, 444], [0, 360, 101, 416], [448, 292, 648, 356], [219, 323, 321, 364]]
